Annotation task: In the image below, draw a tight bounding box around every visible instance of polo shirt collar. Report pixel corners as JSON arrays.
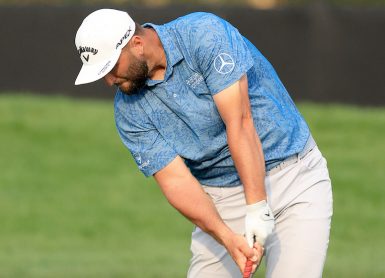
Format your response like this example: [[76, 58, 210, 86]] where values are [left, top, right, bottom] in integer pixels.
[[142, 23, 184, 86]]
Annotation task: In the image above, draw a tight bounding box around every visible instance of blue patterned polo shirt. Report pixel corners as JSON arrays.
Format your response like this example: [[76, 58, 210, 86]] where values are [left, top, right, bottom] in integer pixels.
[[114, 12, 310, 186]]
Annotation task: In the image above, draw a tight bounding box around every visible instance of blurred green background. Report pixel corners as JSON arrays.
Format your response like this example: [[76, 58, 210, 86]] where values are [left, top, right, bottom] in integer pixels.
[[0, 0, 384, 7], [1, 0, 384, 277], [0, 94, 384, 277]]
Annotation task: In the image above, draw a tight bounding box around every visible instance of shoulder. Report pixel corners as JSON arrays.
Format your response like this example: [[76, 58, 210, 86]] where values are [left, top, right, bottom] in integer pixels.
[[177, 12, 223, 22], [167, 12, 228, 31], [114, 90, 152, 129], [166, 12, 236, 51], [114, 91, 142, 115]]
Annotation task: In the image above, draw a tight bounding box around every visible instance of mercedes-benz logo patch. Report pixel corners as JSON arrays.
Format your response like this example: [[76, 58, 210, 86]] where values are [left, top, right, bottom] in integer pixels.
[[214, 53, 235, 74]]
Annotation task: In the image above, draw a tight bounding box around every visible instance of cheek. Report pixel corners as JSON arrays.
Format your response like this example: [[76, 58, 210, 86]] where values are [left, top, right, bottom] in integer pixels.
[[112, 56, 130, 77]]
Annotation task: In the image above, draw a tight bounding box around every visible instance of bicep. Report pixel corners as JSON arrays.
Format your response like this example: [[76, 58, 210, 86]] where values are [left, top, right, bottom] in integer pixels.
[[154, 155, 193, 191], [213, 74, 253, 127], [153, 156, 207, 213]]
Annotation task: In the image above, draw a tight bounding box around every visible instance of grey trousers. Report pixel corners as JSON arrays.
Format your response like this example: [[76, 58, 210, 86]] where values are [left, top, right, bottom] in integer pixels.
[[187, 146, 333, 278]]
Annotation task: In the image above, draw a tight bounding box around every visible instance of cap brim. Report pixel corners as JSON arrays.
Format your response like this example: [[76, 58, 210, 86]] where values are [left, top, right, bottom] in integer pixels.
[[74, 50, 121, 85]]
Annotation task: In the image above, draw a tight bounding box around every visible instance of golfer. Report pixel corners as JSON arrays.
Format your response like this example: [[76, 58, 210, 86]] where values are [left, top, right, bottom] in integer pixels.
[[74, 9, 333, 278]]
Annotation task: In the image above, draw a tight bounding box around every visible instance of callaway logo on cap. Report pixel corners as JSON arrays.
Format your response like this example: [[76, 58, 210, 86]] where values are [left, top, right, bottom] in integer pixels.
[[74, 9, 136, 85]]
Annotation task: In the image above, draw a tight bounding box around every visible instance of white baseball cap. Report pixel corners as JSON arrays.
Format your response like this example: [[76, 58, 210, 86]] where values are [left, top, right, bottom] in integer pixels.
[[74, 9, 136, 85]]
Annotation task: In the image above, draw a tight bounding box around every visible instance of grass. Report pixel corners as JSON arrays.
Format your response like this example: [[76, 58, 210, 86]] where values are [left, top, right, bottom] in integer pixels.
[[0, 93, 384, 277], [299, 103, 385, 278]]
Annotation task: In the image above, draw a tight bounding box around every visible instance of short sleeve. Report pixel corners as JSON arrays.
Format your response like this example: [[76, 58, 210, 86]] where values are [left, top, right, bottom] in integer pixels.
[[114, 92, 178, 177], [191, 13, 254, 95]]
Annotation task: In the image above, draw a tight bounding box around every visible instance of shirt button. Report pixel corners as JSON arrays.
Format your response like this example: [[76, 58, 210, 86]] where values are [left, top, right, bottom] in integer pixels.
[[173, 93, 178, 98]]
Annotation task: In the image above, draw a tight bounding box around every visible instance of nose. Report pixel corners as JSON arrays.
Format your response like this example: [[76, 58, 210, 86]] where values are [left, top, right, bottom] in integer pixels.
[[104, 73, 116, 87]]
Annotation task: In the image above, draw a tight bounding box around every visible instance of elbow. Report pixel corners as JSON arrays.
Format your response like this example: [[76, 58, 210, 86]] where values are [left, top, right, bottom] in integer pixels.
[[227, 116, 255, 132], [241, 114, 255, 129]]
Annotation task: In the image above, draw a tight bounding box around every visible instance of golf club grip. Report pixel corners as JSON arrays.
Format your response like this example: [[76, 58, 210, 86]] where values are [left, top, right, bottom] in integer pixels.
[[243, 259, 253, 278]]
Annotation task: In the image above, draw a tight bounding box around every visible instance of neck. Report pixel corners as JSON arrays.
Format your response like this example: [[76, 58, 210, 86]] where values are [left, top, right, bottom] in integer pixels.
[[144, 27, 167, 80]]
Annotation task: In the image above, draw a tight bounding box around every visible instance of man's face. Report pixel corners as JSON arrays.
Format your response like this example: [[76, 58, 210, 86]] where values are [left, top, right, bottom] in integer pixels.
[[104, 48, 148, 95]]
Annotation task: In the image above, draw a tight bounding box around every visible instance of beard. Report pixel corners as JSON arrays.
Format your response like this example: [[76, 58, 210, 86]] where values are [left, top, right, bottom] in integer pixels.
[[118, 57, 149, 96]]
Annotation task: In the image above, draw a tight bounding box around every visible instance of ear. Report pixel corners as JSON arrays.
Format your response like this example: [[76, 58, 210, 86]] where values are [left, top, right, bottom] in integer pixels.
[[129, 35, 144, 55]]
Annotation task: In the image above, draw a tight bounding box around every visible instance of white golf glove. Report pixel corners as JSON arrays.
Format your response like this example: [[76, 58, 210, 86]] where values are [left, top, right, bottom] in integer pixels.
[[245, 200, 275, 247]]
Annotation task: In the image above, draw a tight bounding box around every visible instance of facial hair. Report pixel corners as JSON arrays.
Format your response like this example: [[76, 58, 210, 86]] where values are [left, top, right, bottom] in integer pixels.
[[119, 57, 149, 96]]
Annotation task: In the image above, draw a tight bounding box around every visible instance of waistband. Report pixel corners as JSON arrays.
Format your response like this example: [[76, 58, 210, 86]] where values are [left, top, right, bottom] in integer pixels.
[[266, 135, 316, 176]]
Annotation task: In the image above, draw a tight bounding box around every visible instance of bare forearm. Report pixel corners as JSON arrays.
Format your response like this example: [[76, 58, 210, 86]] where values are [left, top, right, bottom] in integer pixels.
[[213, 75, 266, 205], [166, 179, 231, 243], [153, 157, 258, 274], [227, 119, 266, 204], [154, 158, 232, 245]]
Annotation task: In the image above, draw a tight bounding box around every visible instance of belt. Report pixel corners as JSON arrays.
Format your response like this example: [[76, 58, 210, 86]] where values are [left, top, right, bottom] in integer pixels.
[[266, 135, 316, 176]]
